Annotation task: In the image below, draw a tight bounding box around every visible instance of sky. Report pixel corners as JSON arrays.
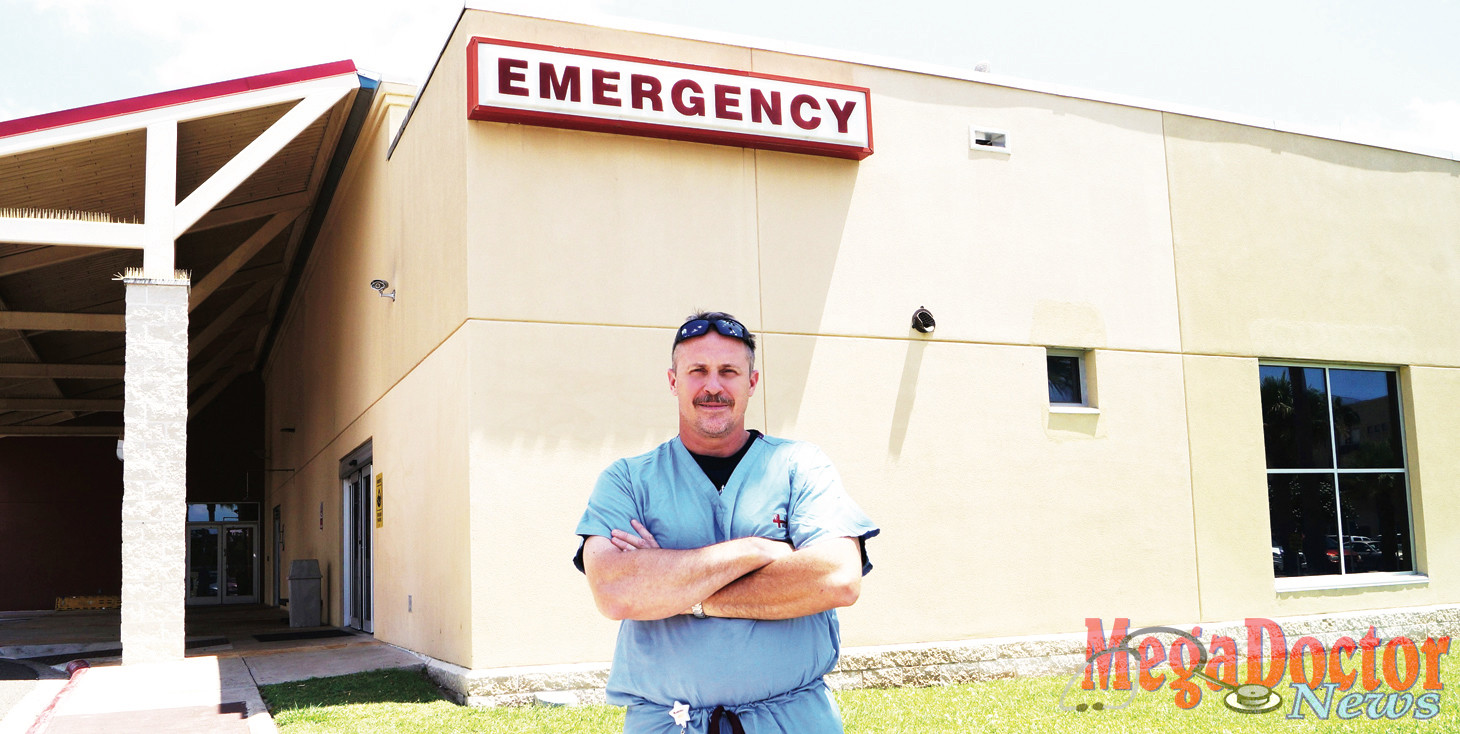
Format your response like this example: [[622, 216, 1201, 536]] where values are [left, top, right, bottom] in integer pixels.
[[1, 0, 1457, 157]]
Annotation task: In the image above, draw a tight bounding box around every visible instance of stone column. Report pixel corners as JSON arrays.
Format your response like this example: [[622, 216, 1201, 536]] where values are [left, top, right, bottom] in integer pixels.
[[120, 273, 190, 664]]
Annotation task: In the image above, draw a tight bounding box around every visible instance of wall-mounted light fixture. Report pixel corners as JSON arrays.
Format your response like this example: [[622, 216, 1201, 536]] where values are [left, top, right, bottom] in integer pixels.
[[911, 307, 936, 334], [370, 279, 396, 301]]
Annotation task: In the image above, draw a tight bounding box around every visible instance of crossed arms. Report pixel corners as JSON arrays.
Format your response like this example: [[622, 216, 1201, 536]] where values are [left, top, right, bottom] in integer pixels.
[[582, 520, 863, 621]]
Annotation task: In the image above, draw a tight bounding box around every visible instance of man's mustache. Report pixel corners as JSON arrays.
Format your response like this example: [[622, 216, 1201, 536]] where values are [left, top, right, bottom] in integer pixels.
[[694, 394, 734, 407]]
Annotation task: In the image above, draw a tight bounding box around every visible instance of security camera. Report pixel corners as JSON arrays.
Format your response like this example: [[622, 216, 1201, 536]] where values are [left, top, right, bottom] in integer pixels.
[[370, 279, 396, 301], [911, 307, 936, 334]]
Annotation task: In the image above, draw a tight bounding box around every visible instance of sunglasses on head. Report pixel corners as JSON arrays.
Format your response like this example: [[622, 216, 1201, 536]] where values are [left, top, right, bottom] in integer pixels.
[[674, 318, 749, 345]]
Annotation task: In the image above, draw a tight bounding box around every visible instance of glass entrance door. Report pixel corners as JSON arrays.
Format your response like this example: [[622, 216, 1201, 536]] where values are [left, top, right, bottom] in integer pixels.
[[273, 505, 283, 605], [343, 463, 373, 632], [223, 526, 257, 603], [187, 527, 220, 604], [186, 504, 260, 605]]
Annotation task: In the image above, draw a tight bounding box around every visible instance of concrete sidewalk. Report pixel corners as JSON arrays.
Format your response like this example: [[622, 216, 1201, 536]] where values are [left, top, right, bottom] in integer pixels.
[[0, 641, 425, 734]]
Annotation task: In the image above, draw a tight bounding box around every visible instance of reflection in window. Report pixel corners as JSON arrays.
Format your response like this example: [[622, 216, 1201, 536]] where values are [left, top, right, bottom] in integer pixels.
[[186, 503, 260, 523], [1047, 351, 1086, 405], [225, 527, 255, 598], [1261, 365, 1412, 578], [1260, 366, 1331, 469], [187, 527, 219, 598], [1330, 370, 1403, 469]]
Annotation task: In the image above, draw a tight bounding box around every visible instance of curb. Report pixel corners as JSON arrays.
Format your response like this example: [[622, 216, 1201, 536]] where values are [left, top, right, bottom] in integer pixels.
[[23, 662, 87, 734]]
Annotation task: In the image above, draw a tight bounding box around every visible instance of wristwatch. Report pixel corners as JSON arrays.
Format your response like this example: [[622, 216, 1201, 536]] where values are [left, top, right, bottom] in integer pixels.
[[691, 602, 707, 619]]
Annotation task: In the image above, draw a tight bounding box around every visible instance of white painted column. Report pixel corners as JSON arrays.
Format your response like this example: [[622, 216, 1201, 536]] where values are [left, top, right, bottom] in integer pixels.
[[120, 275, 190, 664], [120, 121, 187, 664]]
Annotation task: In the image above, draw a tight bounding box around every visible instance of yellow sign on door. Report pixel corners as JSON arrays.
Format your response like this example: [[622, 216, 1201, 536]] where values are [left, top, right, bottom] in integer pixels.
[[375, 473, 384, 528]]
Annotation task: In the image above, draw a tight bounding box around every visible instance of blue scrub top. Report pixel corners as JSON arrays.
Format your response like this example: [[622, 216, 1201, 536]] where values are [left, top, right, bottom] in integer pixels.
[[575, 433, 879, 711]]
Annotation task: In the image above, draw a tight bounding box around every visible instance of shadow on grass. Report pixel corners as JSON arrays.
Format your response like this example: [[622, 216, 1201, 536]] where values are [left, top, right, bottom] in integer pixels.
[[260, 668, 628, 734], [260, 668, 444, 711]]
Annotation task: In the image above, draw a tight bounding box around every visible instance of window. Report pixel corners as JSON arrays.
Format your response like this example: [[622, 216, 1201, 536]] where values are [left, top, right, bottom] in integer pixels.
[[186, 503, 259, 522], [1047, 349, 1088, 407], [1261, 364, 1413, 580]]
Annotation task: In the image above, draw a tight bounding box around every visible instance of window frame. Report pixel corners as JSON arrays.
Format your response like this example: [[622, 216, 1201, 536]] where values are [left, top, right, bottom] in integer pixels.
[[1261, 360, 1424, 591]]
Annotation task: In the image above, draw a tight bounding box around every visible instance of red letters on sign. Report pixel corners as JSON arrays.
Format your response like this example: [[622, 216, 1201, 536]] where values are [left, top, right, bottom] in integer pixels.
[[468, 38, 874, 160], [540, 64, 580, 102], [498, 58, 529, 96], [592, 69, 621, 107], [631, 74, 663, 111], [750, 89, 781, 125], [790, 94, 821, 130], [672, 79, 705, 117], [714, 84, 742, 121], [827, 98, 857, 134]]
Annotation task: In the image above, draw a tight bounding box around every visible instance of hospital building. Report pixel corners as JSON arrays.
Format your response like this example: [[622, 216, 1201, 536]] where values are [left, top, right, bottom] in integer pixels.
[[1, 4, 1458, 703]]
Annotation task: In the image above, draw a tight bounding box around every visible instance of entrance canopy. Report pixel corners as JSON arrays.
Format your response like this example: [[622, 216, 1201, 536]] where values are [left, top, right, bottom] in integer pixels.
[[0, 62, 371, 437]]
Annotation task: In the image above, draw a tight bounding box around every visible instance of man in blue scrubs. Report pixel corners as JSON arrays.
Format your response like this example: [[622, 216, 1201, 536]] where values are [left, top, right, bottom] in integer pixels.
[[575, 311, 879, 734]]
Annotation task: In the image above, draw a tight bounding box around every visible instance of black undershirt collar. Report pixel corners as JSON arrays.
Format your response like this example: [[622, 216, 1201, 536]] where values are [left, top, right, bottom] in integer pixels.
[[688, 430, 761, 492]]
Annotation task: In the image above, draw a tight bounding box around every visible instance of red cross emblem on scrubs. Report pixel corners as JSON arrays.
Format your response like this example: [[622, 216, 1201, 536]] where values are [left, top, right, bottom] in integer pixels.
[[773, 513, 786, 528]]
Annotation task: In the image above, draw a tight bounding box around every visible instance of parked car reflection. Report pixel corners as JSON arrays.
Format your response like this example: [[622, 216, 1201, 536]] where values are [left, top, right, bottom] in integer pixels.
[[1272, 544, 1307, 574]]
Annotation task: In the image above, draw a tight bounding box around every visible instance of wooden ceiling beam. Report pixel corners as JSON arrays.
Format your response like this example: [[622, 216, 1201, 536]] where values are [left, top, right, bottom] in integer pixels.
[[0, 425, 122, 437], [0, 216, 145, 249], [189, 281, 271, 359], [0, 293, 76, 421], [0, 311, 125, 332], [0, 363, 123, 379], [0, 398, 123, 411], [189, 330, 252, 394], [0, 246, 108, 278], [189, 364, 247, 421], [190, 209, 301, 312], [174, 89, 349, 238], [186, 192, 312, 233]]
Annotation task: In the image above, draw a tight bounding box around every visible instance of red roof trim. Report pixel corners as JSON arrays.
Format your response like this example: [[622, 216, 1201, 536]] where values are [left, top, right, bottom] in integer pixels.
[[0, 60, 359, 140]]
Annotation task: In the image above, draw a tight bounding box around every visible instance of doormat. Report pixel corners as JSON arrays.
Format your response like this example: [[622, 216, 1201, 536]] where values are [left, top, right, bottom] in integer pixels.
[[253, 629, 357, 642], [23, 637, 231, 665]]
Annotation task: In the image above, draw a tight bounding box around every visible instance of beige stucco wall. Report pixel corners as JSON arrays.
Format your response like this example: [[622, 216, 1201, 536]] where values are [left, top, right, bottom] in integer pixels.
[[766, 338, 1199, 645], [264, 72, 476, 665], [446, 10, 1193, 667], [461, 320, 690, 667], [264, 8, 1460, 675], [756, 57, 1180, 350], [1163, 113, 1460, 364], [1167, 114, 1460, 621]]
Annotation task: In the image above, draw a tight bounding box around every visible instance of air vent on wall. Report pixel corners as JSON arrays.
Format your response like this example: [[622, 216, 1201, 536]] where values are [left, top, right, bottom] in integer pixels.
[[969, 126, 1010, 154]]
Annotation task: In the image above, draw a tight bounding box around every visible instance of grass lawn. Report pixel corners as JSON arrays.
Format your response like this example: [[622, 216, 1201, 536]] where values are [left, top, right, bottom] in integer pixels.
[[263, 652, 1460, 733]]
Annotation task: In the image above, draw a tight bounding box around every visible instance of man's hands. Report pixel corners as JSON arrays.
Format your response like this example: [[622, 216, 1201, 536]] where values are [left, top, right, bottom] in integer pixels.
[[607, 520, 795, 616], [701, 536, 862, 620], [609, 519, 664, 551], [610, 519, 793, 558], [582, 525, 791, 621], [586, 521, 861, 622]]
